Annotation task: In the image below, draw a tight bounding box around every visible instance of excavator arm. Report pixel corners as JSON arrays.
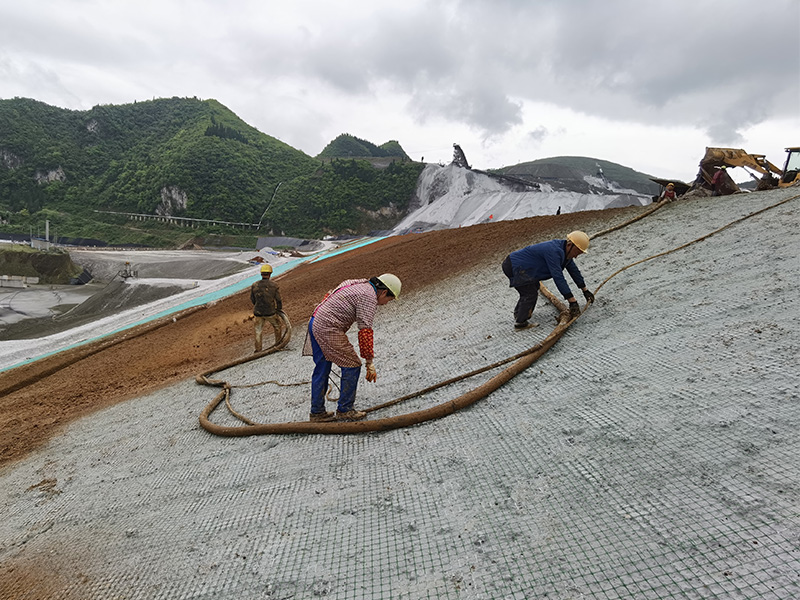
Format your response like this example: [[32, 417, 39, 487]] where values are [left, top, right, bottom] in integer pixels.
[[690, 147, 798, 194], [699, 147, 783, 177]]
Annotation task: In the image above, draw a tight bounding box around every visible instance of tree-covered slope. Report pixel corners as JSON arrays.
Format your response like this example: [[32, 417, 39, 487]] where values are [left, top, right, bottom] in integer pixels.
[[0, 98, 424, 244], [265, 158, 424, 237], [317, 134, 410, 160], [0, 97, 319, 222]]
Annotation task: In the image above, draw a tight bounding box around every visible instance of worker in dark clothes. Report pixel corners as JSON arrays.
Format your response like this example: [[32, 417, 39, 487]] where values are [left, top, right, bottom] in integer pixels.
[[501, 231, 594, 329], [250, 264, 283, 352], [711, 167, 733, 196]]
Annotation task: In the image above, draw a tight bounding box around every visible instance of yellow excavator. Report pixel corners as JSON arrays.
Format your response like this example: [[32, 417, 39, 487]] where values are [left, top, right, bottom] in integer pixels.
[[693, 147, 800, 194], [782, 148, 800, 186]]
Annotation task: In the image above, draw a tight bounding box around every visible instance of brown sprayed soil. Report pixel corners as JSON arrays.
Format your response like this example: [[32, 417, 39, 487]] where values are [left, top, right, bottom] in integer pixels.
[[0, 208, 635, 469]]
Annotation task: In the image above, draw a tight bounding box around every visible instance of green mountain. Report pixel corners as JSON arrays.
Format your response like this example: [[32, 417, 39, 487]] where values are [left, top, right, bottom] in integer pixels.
[[266, 157, 423, 236], [0, 98, 423, 245], [317, 133, 410, 161], [0, 97, 317, 219]]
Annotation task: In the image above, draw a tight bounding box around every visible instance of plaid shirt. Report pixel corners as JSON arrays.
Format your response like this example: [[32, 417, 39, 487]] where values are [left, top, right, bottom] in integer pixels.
[[309, 279, 378, 367]]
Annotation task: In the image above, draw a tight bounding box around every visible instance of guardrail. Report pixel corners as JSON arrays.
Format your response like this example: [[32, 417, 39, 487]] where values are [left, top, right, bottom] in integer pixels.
[[93, 210, 259, 229]]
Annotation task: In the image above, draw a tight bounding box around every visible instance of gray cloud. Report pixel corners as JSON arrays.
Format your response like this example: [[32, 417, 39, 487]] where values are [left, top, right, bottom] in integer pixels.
[[286, 0, 799, 141], [528, 126, 549, 143], [1, 0, 796, 172], [488, 0, 798, 136]]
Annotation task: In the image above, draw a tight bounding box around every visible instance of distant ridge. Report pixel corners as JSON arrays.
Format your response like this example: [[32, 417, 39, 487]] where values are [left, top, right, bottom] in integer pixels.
[[317, 134, 410, 160], [496, 156, 659, 196]]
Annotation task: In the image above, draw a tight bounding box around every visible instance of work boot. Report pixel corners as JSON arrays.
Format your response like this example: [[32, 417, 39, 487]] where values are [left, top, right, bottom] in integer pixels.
[[514, 321, 538, 330], [335, 409, 367, 421], [309, 411, 335, 422]]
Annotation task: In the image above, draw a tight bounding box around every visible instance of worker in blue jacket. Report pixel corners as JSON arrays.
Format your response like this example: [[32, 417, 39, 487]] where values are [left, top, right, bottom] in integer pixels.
[[501, 231, 595, 329]]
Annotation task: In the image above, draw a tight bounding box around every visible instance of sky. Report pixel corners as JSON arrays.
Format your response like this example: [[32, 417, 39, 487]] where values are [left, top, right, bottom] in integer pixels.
[[1, 0, 799, 183]]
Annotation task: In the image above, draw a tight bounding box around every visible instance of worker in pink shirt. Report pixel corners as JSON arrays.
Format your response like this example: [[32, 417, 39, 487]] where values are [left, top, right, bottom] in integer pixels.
[[302, 274, 401, 422]]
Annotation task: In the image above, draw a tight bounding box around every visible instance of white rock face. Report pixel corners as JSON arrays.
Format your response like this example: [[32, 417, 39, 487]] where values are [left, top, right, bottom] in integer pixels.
[[157, 185, 189, 216], [1, 149, 23, 169], [34, 166, 66, 183]]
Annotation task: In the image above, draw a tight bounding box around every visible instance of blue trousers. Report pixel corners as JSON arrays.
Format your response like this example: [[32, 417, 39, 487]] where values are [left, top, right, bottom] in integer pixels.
[[309, 317, 361, 414], [502, 255, 539, 324]]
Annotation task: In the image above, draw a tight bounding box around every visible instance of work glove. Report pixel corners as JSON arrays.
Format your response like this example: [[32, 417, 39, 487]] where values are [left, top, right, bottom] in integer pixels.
[[365, 362, 377, 383], [569, 302, 581, 319], [583, 289, 595, 303]]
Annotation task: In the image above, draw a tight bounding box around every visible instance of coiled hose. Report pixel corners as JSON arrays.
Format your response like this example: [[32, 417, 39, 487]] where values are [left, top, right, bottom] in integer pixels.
[[198, 193, 800, 436]]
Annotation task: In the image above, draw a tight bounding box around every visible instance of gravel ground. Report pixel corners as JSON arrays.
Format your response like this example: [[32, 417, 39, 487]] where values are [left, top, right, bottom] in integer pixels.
[[0, 188, 798, 599]]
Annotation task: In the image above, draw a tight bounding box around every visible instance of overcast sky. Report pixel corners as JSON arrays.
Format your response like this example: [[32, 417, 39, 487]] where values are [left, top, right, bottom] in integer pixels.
[[2, 0, 798, 182]]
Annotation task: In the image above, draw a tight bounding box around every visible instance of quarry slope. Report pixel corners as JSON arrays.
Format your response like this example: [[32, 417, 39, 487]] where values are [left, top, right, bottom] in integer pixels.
[[0, 207, 626, 466], [0, 188, 798, 600]]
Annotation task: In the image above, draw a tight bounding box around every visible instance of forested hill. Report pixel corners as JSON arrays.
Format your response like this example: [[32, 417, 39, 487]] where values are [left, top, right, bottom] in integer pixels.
[[318, 134, 410, 161], [0, 97, 317, 221], [0, 97, 423, 243]]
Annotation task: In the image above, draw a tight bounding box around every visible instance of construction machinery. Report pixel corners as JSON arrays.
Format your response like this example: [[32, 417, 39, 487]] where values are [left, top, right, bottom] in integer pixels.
[[693, 147, 800, 194], [781, 147, 800, 186], [117, 261, 138, 279]]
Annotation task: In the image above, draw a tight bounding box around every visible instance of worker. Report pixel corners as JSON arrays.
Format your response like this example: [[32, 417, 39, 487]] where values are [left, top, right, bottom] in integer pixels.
[[250, 264, 283, 353], [303, 274, 401, 422], [660, 182, 677, 202], [711, 166, 728, 196], [501, 231, 594, 329]]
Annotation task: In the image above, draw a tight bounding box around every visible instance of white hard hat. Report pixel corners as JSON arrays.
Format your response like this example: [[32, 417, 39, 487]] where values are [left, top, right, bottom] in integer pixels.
[[376, 273, 402, 298]]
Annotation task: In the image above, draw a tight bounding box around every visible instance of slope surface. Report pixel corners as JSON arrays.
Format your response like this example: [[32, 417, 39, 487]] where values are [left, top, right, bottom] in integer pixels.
[[0, 208, 623, 465], [1, 190, 798, 600]]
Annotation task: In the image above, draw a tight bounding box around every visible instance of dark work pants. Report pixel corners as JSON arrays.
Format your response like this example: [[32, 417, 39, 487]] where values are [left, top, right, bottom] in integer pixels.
[[502, 255, 539, 324], [309, 317, 361, 414]]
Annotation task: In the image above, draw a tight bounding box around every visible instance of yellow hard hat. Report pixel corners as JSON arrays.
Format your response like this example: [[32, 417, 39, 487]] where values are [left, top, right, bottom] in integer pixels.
[[377, 273, 402, 298], [567, 230, 589, 253], [667, 182, 675, 188], [260, 264, 273, 274]]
